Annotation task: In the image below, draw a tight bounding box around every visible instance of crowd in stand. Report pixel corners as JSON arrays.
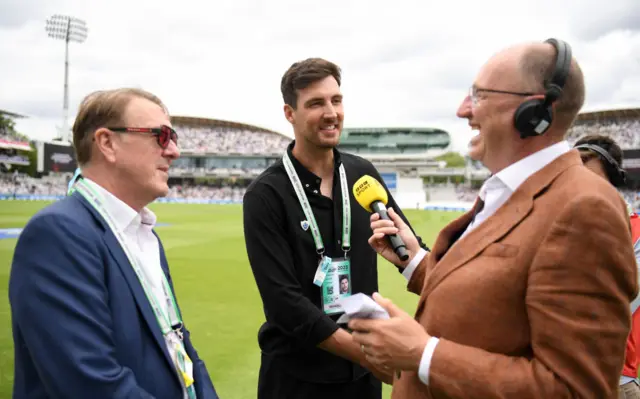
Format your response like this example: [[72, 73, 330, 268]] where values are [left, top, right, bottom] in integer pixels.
[[0, 173, 67, 196], [176, 125, 290, 155], [0, 129, 27, 143], [566, 120, 640, 149], [0, 173, 250, 202], [165, 185, 245, 202], [169, 167, 265, 178], [0, 124, 25, 143], [1, 118, 639, 206]]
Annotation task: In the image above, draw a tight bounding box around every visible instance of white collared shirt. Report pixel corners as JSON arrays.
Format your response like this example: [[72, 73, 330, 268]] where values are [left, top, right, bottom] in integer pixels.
[[83, 179, 188, 398], [461, 140, 572, 238], [405, 140, 572, 386]]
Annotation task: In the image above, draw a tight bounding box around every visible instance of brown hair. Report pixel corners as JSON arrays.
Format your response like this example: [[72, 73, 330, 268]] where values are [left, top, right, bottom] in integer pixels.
[[72, 88, 167, 165], [519, 44, 585, 130], [574, 134, 624, 184], [280, 58, 341, 109]]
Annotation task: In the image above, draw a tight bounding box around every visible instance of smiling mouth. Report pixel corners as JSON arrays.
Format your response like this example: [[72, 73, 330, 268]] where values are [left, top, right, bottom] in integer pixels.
[[319, 124, 337, 132]]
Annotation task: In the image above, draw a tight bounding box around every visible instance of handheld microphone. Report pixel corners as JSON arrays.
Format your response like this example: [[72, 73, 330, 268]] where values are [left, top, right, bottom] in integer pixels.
[[352, 175, 409, 262]]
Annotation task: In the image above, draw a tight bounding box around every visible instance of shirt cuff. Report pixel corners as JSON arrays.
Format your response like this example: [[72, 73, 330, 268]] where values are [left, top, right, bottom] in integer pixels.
[[402, 248, 428, 281], [418, 336, 440, 385]]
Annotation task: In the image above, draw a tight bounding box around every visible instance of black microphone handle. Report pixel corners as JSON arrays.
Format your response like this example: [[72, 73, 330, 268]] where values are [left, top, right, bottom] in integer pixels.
[[370, 201, 409, 261]]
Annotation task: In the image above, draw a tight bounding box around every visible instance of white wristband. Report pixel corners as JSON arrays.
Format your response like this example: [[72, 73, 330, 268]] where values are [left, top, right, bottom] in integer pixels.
[[418, 336, 440, 385], [402, 248, 428, 281]]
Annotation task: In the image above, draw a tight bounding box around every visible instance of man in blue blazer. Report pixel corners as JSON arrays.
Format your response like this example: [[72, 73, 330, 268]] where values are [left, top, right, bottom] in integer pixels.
[[9, 88, 219, 399]]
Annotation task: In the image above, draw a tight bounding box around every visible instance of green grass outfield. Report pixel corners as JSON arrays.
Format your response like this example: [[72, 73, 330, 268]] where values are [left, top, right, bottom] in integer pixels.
[[0, 201, 461, 398]]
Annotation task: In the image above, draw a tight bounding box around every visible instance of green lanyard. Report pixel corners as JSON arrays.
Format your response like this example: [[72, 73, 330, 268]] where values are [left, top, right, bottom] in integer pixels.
[[70, 179, 184, 338], [283, 152, 351, 258]]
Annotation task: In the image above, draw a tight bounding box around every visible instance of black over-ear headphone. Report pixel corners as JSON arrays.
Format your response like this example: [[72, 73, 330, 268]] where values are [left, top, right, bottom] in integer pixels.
[[574, 143, 628, 187], [514, 38, 572, 139]]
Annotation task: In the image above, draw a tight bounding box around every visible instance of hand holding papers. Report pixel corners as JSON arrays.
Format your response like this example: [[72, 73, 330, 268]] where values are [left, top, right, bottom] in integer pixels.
[[347, 292, 431, 377], [336, 293, 390, 324]]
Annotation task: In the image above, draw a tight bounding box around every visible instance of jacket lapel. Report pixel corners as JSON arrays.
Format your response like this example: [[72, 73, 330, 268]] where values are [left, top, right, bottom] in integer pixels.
[[423, 190, 533, 295], [421, 150, 583, 298], [73, 193, 179, 378]]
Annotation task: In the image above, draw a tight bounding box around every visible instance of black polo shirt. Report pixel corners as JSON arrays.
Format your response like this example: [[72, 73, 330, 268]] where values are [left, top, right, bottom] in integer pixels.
[[242, 140, 428, 384]]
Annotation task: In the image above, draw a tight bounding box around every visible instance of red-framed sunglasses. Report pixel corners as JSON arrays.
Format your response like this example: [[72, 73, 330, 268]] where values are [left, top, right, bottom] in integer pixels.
[[108, 125, 178, 149]]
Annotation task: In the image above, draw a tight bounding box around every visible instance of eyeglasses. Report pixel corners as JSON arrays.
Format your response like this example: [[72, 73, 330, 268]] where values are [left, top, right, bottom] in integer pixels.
[[469, 86, 536, 107], [108, 125, 178, 149]]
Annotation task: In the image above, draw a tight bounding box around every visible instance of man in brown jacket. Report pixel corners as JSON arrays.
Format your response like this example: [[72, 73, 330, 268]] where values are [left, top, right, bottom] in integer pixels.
[[349, 38, 639, 398]]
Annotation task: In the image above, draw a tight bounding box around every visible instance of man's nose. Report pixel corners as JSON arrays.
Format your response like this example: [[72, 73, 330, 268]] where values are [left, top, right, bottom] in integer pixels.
[[163, 139, 180, 159], [457, 95, 473, 119]]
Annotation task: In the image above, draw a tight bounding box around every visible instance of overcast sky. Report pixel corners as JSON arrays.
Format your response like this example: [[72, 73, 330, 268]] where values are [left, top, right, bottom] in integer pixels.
[[1, 0, 639, 154]]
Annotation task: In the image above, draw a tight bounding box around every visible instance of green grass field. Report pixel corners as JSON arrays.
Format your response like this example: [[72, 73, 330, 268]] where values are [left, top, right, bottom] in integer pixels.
[[0, 201, 461, 398]]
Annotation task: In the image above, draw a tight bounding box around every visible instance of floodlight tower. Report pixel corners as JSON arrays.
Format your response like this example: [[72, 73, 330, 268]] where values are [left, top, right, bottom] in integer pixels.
[[45, 15, 88, 143]]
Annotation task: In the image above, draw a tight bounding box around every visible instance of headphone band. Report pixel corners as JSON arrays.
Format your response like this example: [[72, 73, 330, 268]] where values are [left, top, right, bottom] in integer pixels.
[[543, 38, 572, 105], [574, 143, 627, 187], [574, 143, 621, 169]]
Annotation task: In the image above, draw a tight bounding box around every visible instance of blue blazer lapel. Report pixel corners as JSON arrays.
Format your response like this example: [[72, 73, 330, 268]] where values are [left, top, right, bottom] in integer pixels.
[[72, 193, 180, 383]]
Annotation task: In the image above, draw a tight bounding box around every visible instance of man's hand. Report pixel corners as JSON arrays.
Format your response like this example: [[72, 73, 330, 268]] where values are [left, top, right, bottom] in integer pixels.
[[369, 207, 420, 268], [349, 293, 430, 372], [317, 323, 393, 385], [363, 359, 395, 385]]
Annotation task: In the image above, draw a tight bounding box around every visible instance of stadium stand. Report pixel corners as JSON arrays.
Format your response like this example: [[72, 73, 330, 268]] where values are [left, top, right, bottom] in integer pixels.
[[565, 108, 640, 150], [0, 109, 29, 146], [161, 116, 289, 181], [0, 173, 67, 196], [172, 116, 291, 155], [338, 127, 450, 157], [1, 109, 638, 213], [432, 108, 640, 211], [165, 184, 246, 203], [0, 131, 23, 143], [1, 115, 292, 202], [413, 108, 640, 212], [0, 110, 32, 174], [336, 127, 453, 208], [565, 108, 640, 210]]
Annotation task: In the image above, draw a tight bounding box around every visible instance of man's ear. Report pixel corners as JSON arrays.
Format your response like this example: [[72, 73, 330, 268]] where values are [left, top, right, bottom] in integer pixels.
[[284, 104, 295, 125], [93, 128, 118, 164]]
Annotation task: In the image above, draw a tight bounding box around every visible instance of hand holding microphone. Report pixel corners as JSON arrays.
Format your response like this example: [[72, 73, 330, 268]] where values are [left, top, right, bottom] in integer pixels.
[[352, 175, 419, 265]]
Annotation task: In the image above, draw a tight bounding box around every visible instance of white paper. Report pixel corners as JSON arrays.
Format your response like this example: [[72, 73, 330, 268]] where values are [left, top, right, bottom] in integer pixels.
[[336, 293, 390, 324]]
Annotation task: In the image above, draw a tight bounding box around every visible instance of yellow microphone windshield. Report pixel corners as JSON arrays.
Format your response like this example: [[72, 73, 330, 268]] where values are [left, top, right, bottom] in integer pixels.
[[352, 175, 388, 212]]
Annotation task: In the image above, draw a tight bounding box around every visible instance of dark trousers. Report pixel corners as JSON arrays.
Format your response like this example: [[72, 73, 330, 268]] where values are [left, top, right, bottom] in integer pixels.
[[257, 353, 382, 399]]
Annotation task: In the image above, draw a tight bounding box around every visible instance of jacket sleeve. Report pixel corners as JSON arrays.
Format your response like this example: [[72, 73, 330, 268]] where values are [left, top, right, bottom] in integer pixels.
[[426, 195, 638, 399], [242, 189, 339, 347], [8, 212, 155, 399]]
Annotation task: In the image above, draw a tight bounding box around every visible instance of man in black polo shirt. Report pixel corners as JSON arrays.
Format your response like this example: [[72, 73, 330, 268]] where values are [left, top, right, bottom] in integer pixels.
[[242, 57, 428, 399]]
